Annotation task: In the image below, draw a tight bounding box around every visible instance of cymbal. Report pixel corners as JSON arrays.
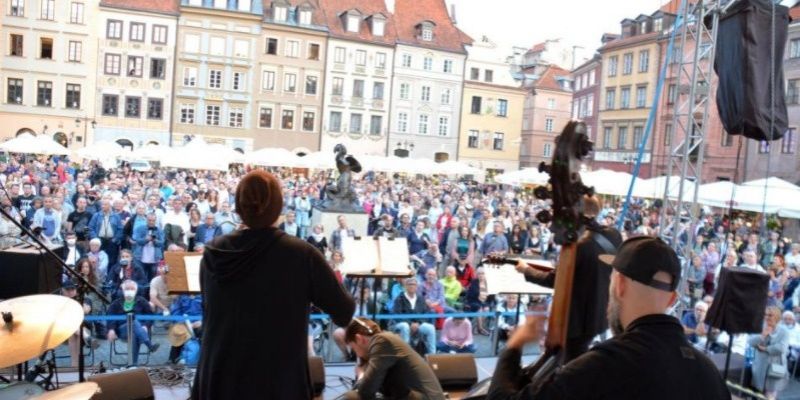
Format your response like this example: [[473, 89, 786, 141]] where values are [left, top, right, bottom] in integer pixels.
[[33, 382, 99, 400], [0, 295, 84, 368]]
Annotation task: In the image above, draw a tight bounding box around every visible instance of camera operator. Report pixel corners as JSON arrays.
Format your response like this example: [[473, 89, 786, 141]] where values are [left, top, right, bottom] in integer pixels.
[[133, 213, 165, 281]]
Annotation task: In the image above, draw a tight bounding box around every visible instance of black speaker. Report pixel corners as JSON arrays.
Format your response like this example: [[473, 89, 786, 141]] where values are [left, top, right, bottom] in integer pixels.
[[309, 356, 325, 397], [706, 267, 770, 334], [426, 353, 478, 389], [88, 368, 154, 400]]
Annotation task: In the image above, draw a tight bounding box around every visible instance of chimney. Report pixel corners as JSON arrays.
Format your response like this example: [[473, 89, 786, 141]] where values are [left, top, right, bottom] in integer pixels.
[[450, 4, 457, 24], [385, 0, 395, 13]]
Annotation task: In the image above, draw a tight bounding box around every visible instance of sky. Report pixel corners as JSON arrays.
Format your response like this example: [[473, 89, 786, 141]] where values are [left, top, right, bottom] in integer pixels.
[[445, 0, 797, 61]]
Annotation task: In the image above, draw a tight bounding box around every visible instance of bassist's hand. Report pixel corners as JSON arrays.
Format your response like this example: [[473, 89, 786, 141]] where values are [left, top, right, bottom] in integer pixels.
[[515, 261, 528, 274], [506, 315, 546, 351]]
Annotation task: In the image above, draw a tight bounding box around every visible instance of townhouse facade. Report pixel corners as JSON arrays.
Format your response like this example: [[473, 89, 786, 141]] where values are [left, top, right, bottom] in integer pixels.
[[570, 56, 601, 154], [519, 64, 573, 168]]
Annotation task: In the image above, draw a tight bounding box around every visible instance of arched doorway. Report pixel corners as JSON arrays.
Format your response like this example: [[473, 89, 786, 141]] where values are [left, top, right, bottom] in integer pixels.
[[434, 152, 449, 162], [147, 141, 159, 146], [16, 128, 36, 137], [53, 132, 68, 147], [116, 138, 134, 151]]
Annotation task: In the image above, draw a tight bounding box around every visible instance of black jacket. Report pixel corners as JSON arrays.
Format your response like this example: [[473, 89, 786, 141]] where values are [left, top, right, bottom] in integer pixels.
[[392, 293, 431, 325], [522, 225, 622, 338], [488, 314, 731, 400], [106, 296, 153, 333], [192, 227, 354, 400]]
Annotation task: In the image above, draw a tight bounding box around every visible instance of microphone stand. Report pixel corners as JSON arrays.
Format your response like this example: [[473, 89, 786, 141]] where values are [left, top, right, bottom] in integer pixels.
[[0, 182, 109, 383]]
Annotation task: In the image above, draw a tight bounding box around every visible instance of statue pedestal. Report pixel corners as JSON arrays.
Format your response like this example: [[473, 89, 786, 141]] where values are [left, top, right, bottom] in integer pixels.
[[311, 208, 369, 237]]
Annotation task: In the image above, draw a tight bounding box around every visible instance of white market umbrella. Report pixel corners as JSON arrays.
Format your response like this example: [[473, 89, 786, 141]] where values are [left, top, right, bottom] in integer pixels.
[[434, 160, 484, 176], [494, 168, 550, 186], [741, 177, 800, 191], [245, 148, 300, 167], [207, 143, 246, 164], [129, 143, 170, 162], [0, 133, 70, 156], [580, 169, 637, 196], [294, 151, 336, 169], [160, 140, 229, 171], [75, 141, 127, 161], [694, 180, 797, 213], [632, 175, 696, 200]]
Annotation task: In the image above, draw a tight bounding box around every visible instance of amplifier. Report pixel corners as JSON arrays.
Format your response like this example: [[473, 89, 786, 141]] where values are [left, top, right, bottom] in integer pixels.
[[426, 353, 478, 389], [0, 245, 62, 299]]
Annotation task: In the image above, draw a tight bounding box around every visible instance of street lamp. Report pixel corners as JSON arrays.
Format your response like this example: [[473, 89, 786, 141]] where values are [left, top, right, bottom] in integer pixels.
[[395, 141, 414, 158], [74, 117, 96, 147]]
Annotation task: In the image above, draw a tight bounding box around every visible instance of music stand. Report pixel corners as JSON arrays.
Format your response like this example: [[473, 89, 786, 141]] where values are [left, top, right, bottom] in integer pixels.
[[163, 252, 203, 295]]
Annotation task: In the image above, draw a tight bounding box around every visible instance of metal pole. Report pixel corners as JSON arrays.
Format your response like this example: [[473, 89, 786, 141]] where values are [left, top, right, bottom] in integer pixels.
[[126, 313, 135, 366]]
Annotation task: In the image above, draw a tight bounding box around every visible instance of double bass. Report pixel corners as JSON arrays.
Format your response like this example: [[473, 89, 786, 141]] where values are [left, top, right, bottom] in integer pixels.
[[465, 121, 594, 399]]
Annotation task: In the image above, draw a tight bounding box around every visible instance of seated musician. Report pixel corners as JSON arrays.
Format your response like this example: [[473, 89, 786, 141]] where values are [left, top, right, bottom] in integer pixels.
[[342, 317, 444, 400], [392, 278, 436, 355], [106, 280, 160, 366]]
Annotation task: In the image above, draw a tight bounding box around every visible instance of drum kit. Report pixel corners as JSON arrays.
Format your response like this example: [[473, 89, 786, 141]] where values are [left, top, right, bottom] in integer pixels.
[[0, 295, 100, 400]]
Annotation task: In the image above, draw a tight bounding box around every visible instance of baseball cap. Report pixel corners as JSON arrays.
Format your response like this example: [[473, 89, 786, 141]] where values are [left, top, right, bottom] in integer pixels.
[[598, 236, 681, 292]]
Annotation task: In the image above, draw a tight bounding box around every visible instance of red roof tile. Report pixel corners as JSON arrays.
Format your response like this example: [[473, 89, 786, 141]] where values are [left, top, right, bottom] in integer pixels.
[[790, 5, 800, 21], [534, 65, 571, 92], [263, 0, 327, 27], [100, 0, 179, 15], [393, 0, 470, 53], [530, 42, 547, 52], [317, 0, 397, 46]]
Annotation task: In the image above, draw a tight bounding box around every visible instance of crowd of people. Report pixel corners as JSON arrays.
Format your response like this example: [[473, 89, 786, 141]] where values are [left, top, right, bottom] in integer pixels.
[[1, 153, 799, 396]]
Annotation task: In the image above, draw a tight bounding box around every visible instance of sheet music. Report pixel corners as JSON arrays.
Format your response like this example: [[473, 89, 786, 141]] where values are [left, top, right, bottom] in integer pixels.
[[184, 255, 203, 292], [340, 237, 379, 274], [483, 264, 553, 295], [377, 237, 411, 275]]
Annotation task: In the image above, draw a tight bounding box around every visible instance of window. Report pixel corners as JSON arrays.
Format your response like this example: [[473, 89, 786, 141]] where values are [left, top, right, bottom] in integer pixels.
[[791, 39, 800, 59], [497, 99, 508, 117], [620, 87, 631, 109], [376, 52, 386, 69], [266, 38, 278, 55], [229, 108, 243, 127], [180, 104, 195, 124], [543, 143, 552, 157], [273, 5, 287, 21], [229, 71, 243, 91], [470, 67, 479, 80], [485, 70, 493, 83], [721, 130, 733, 147], [285, 40, 299, 57], [423, 57, 432, 71], [184, 34, 199, 53], [617, 126, 628, 149], [306, 76, 318, 95], [206, 105, 220, 126], [258, 107, 273, 128], [671, 46, 682, 63], [788, 79, 800, 104], [352, 79, 364, 98], [622, 53, 633, 75], [40, 0, 54, 19], [183, 67, 197, 87], [547, 98, 555, 110], [636, 86, 647, 108], [125, 96, 141, 117], [150, 58, 166, 79], [605, 88, 616, 109], [438, 116, 449, 137], [303, 112, 315, 131], [152, 25, 167, 44], [130, 22, 145, 42], [234, 40, 249, 58], [372, 19, 385, 36], [471, 96, 482, 114], [101, 94, 118, 115], [68, 41, 81, 62], [210, 37, 225, 56], [440, 89, 451, 105], [372, 82, 384, 100], [399, 83, 410, 100], [589, 70, 596, 86], [349, 113, 362, 133], [602, 127, 612, 149], [493, 132, 504, 150], [147, 98, 163, 119], [639, 50, 649, 73], [468, 130, 479, 148], [422, 27, 433, 41], [664, 123, 673, 146], [759, 141, 770, 154], [107, 20, 122, 39], [402, 54, 412, 68], [667, 84, 677, 105], [418, 114, 429, 134], [284, 73, 297, 92], [299, 10, 311, 25], [208, 70, 222, 89], [782, 128, 796, 154], [369, 115, 382, 135], [608, 56, 618, 76], [586, 94, 594, 117], [332, 77, 344, 96], [397, 112, 408, 133], [262, 71, 275, 90], [127, 56, 143, 77], [633, 126, 644, 149], [443, 59, 453, 73], [40, 38, 52, 59], [420, 86, 431, 102], [10, 34, 23, 56], [347, 15, 359, 33], [7, 78, 23, 104], [70, 2, 84, 23], [10, 0, 24, 16], [334, 47, 345, 63], [654, 18, 663, 32], [308, 43, 320, 60], [355, 50, 366, 66], [36, 81, 52, 106], [545, 118, 554, 132], [329, 111, 342, 132], [65, 84, 80, 108]]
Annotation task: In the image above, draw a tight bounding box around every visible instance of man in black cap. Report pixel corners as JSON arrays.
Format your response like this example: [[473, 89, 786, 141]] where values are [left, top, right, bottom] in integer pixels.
[[488, 236, 731, 400]]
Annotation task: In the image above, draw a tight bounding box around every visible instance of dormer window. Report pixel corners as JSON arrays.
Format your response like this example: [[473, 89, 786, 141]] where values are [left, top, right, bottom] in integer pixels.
[[213, 0, 226, 9], [299, 10, 311, 25], [238, 0, 251, 12], [640, 21, 648, 34], [422, 28, 432, 41], [347, 15, 359, 32], [417, 21, 435, 41], [370, 14, 386, 37], [654, 18, 663, 32], [274, 6, 287, 22]]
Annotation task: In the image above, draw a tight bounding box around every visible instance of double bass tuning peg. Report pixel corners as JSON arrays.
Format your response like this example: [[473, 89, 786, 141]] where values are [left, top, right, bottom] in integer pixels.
[[537, 162, 551, 175], [536, 210, 552, 224], [533, 186, 551, 200]]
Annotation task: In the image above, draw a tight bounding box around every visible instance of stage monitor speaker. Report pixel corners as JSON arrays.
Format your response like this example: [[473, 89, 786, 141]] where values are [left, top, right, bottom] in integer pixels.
[[426, 353, 478, 389], [706, 267, 769, 334], [309, 356, 325, 397], [88, 368, 154, 400]]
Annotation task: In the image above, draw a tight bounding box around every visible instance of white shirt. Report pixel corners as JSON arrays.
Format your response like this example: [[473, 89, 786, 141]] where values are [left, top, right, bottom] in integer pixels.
[[783, 323, 800, 347], [404, 293, 418, 309], [739, 262, 766, 273], [786, 253, 800, 268], [162, 210, 190, 245]]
